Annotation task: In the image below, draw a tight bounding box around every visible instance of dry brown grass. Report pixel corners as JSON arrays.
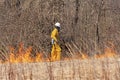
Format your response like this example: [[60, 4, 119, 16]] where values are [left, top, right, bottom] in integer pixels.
[[0, 57, 120, 80], [0, 0, 120, 54], [0, 0, 120, 79]]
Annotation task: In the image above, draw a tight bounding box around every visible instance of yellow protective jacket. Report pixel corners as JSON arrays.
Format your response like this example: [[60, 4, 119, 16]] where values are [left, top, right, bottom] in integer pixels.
[[51, 28, 61, 61], [51, 28, 58, 42]]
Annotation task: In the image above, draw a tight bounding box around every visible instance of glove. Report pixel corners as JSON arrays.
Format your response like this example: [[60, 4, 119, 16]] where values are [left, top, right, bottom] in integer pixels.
[[51, 39, 54, 45]]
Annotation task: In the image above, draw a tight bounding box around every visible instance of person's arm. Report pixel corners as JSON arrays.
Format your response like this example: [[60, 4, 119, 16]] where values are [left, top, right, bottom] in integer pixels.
[[51, 29, 57, 43]]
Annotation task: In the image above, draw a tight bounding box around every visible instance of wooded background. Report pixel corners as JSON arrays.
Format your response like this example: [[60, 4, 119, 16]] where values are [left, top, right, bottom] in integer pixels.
[[0, 0, 120, 56]]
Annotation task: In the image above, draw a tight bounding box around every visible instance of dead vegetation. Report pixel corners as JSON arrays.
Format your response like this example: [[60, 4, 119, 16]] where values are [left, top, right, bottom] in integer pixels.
[[0, 0, 120, 55], [0, 42, 119, 80], [0, 57, 120, 80], [0, 0, 120, 80]]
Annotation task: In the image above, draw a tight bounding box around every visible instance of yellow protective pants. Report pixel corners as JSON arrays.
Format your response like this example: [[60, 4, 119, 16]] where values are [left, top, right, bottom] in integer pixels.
[[51, 43, 61, 61]]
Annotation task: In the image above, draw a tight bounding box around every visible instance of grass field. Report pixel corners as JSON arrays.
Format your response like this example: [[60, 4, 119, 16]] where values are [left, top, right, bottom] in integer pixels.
[[0, 57, 120, 80], [0, 43, 119, 80], [0, 0, 120, 80]]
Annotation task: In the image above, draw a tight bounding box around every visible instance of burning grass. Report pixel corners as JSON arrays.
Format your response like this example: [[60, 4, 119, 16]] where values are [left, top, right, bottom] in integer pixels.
[[0, 42, 118, 63], [0, 43, 120, 80]]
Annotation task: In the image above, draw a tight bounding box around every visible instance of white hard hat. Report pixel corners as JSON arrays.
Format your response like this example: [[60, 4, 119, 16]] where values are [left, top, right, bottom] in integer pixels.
[[55, 22, 60, 27]]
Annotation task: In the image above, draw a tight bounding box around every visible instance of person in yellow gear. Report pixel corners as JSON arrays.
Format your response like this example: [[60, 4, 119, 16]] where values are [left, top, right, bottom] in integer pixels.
[[51, 22, 61, 61]]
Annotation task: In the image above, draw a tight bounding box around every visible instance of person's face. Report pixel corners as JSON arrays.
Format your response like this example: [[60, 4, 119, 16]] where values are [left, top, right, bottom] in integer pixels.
[[56, 27, 60, 32]]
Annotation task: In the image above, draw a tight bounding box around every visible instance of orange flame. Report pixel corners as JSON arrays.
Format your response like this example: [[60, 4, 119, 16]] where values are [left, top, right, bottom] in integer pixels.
[[1, 43, 44, 63], [94, 47, 116, 58], [0, 43, 118, 63], [35, 53, 43, 62]]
